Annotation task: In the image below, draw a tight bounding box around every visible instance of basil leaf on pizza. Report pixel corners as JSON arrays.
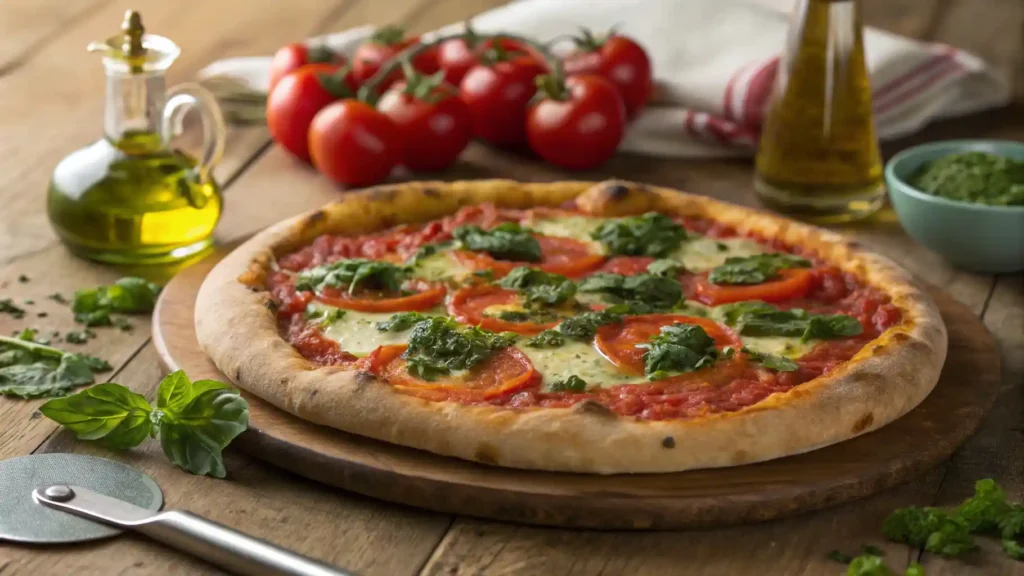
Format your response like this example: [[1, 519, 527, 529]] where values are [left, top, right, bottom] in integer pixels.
[[647, 259, 684, 277], [403, 317, 517, 380], [638, 323, 720, 379], [591, 212, 687, 257], [802, 314, 864, 342], [453, 223, 542, 262], [526, 329, 565, 348], [557, 309, 624, 341], [549, 375, 588, 393], [743, 347, 799, 372], [708, 253, 811, 285], [376, 311, 431, 332], [577, 272, 682, 311], [295, 259, 409, 294], [305, 304, 345, 327], [718, 302, 863, 342], [497, 267, 577, 307]]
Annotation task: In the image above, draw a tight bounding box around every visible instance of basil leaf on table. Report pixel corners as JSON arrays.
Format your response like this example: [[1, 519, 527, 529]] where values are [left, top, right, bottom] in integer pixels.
[[156, 375, 249, 479], [0, 335, 109, 398], [591, 212, 688, 258], [452, 223, 542, 262], [707, 253, 811, 285], [72, 277, 162, 326], [39, 383, 153, 449]]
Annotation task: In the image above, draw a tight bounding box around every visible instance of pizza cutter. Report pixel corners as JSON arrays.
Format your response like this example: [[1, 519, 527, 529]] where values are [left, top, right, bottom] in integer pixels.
[[1, 453, 354, 576]]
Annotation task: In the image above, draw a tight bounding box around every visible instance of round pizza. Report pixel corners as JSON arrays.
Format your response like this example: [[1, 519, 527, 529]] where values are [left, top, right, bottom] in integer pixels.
[[195, 180, 947, 473]]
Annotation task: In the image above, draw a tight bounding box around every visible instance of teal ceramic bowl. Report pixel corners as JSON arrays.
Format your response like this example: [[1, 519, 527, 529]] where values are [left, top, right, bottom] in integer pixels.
[[885, 140, 1024, 274]]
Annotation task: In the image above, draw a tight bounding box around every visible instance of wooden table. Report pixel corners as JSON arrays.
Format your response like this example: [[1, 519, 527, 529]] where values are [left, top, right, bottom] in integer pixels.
[[0, 0, 1021, 574]]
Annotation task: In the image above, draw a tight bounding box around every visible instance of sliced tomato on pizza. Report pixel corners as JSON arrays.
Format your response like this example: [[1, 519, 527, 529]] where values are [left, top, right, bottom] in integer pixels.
[[690, 268, 814, 305], [595, 314, 742, 376], [316, 279, 446, 312], [448, 285, 561, 335], [451, 235, 605, 278], [370, 344, 537, 401]]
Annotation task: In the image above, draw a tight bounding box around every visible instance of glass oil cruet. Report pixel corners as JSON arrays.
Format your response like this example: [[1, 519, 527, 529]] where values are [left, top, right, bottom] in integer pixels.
[[47, 10, 226, 264], [753, 0, 884, 223]]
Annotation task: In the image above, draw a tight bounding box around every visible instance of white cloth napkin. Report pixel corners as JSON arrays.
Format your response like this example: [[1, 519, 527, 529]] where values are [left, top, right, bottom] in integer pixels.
[[199, 0, 1011, 158]]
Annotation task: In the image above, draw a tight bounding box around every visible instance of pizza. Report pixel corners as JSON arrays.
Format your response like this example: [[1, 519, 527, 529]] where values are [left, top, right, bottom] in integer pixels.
[[195, 180, 947, 473]]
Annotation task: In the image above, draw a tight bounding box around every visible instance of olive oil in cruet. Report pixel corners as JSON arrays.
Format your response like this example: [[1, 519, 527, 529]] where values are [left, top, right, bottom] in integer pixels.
[[47, 10, 226, 264], [754, 0, 884, 223]]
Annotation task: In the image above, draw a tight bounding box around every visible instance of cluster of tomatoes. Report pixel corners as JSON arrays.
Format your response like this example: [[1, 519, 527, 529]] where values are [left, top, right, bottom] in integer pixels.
[[266, 26, 653, 187]]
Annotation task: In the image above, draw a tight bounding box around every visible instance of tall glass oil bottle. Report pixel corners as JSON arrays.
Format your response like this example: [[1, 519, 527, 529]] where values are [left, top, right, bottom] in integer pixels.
[[47, 11, 226, 264], [754, 0, 883, 223]]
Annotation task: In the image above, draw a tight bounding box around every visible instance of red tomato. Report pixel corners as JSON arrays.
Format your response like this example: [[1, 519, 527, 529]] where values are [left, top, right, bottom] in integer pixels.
[[374, 344, 536, 400], [437, 37, 529, 86], [352, 26, 439, 90], [266, 64, 358, 161], [377, 82, 473, 172], [308, 100, 402, 187], [448, 285, 559, 335], [595, 315, 741, 375], [526, 74, 626, 170], [563, 33, 653, 117], [269, 43, 347, 92], [459, 54, 547, 146], [598, 256, 656, 276], [450, 235, 605, 278], [315, 279, 446, 312], [692, 268, 814, 306]]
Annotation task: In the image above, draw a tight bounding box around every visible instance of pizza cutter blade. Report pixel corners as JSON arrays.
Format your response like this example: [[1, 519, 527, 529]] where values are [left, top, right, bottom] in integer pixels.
[[1, 453, 354, 576]]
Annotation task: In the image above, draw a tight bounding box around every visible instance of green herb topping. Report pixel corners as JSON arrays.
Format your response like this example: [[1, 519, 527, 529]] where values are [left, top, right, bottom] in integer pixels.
[[591, 212, 687, 257], [708, 253, 811, 285], [497, 267, 577, 307], [403, 317, 516, 381], [0, 335, 110, 398], [407, 241, 453, 265], [376, 311, 431, 332], [40, 370, 249, 478], [577, 272, 683, 311], [638, 322, 721, 380], [304, 304, 345, 328], [526, 329, 565, 348], [72, 277, 162, 327], [647, 259, 684, 277], [557, 310, 624, 341], [909, 151, 1024, 206], [717, 301, 862, 342], [453, 223, 542, 262], [549, 375, 588, 393], [742, 347, 799, 372], [295, 259, 409, 295]]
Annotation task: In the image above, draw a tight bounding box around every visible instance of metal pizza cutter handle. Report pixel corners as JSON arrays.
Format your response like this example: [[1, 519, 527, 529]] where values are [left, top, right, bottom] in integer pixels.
[[34, 485, 352, 576]]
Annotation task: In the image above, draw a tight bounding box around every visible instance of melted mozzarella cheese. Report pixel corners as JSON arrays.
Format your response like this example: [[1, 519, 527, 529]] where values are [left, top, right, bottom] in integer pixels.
[[318, 306, 416, 356], [410, 250, 471, 282], [526, 216, 606, 254], [520, 340, 643, 391], [671, 236, 767, 272]]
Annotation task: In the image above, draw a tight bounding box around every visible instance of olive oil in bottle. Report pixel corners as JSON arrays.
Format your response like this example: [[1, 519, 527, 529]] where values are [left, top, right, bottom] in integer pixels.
[[47, 11, 226, 265], [754, 0, 883, 223]]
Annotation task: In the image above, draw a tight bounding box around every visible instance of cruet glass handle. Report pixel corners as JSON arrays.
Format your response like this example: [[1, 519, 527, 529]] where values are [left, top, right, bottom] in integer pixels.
[[161, 82, 226, 185]]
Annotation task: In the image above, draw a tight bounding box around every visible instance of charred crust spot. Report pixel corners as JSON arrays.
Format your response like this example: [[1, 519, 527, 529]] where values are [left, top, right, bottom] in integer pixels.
[[572, 399, 616, 418], [604, 182, 631, 199], [661, 436, 675, 449], [872, 344, 885, 354], [308, 389, 318, 398], [890, 332, 911, 343], [853, 412, 874, 434], [234, 368, 243, 382], [474, 443, 499, 465], [304, 209, 327, 226], [354, 371, 377, 389], [422, 187, 441, 198]]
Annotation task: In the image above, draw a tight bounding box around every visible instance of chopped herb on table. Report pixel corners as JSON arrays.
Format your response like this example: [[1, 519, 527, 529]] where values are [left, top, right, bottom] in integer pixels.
[[17, 274, 30, 283], [40, 370, 249, 478], [47, 293, 69, 304], [909, 151, 1024, 206], [0, 334, 110, 398], [0, 298, 25, 319], [708, 253, 811, 285], [591, 212, 688, 258], [452, 223, 542, 262], [402, 317, 516, 381], [72, 277, 162, 327], [295, 259, 409, 294]]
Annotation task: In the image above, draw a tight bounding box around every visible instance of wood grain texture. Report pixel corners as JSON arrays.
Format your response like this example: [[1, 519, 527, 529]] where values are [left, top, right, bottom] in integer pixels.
[[0, 346, 453, 576], [153, 244, 1000, 530]]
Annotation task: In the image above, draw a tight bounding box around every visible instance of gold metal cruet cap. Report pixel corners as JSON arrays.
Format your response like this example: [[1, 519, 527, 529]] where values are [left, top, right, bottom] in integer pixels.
[[86, 10, 181, 74]]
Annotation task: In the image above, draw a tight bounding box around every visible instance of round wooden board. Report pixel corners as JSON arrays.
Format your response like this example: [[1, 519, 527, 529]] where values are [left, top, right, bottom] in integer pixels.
[[153, 249, 1000, 530]]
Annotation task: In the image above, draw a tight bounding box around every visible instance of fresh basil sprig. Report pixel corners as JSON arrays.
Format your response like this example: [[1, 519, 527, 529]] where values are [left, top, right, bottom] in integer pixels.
[[0, 334, 110, 398], [452, 223, 542, 262], [40, 370, 249, 478], [638, 323, 721, 380], [591, 212, 688, 258], [72, 277, 162, 327]]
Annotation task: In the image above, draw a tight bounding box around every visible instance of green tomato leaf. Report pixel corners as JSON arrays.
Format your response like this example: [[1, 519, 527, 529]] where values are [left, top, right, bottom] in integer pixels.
[[156, 374, 249, 479], [39, 383, 153, 449]]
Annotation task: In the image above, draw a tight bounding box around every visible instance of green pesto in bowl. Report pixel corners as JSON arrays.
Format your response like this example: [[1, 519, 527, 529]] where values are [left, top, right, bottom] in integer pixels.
[[908, 151, 1024, 206]]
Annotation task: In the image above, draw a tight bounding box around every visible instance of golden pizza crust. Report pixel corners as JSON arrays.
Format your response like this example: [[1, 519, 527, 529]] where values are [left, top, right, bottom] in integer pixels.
[[195, 180, 947, 473]]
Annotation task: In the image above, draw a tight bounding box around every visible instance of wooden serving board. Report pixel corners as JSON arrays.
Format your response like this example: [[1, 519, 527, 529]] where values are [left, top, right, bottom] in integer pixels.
[[153, 248, 1001, 530]]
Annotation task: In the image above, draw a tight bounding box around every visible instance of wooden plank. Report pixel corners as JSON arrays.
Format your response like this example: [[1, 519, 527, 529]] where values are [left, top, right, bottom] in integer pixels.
[[0, 0, 111, 74], [0, 346, 453, 576], [919, 274, 1024, 575]]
